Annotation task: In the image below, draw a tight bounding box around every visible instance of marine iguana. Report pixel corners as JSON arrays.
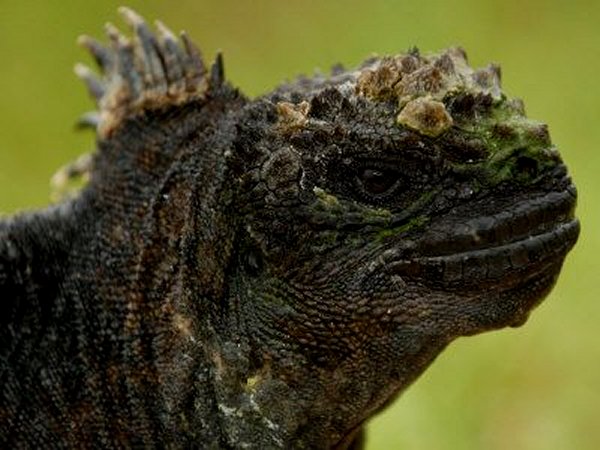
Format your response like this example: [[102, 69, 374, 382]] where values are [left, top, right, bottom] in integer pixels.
[[0, 8, 579, 449]]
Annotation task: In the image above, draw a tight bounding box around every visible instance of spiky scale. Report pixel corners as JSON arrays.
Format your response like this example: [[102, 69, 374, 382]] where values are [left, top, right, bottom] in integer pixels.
[[74, 63, 105, 102], [210, 52, 225, 89], [180, 31, 206, 87], [155, 20, 187, 91], [77, 35, 114, 73], [75, 111, 101, 130], [105, 21, 143, 100], [119, 7, 168, 94], [75, 14, 216, 138]]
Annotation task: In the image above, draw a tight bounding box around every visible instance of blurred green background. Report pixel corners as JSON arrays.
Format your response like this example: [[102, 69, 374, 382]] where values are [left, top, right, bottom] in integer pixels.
[[0, 1, 598, 448]]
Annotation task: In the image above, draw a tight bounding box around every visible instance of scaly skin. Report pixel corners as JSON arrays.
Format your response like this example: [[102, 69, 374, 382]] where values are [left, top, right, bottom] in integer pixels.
[[0, 9, 578, 449]]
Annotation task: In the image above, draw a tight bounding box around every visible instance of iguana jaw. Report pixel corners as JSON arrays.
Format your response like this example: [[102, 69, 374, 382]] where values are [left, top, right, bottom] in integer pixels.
[[383, 182, 579, 329], [390, 185, 578, 278], [398, 218, 579, 286], [416, 187, 578, 257]]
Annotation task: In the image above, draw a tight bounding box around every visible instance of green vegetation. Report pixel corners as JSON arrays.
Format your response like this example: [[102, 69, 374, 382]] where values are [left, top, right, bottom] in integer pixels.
[[1, 1, 598, 448]]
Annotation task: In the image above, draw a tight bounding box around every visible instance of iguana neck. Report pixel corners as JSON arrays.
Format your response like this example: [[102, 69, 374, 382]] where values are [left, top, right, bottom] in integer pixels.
[[198, 275, 444, 449]]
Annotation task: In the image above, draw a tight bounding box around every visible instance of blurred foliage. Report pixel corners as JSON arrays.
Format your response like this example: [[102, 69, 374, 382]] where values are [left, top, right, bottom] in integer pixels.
[[0, 1, 598, 448]]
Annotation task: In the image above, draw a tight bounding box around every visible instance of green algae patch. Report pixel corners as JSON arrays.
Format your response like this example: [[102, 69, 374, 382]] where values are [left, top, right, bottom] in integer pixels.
[[313, 187, 340, 208], [377, 216, 429, 241]]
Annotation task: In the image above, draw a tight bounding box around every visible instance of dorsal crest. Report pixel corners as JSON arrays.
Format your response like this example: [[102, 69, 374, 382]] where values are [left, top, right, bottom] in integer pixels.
[[75, 7, 225, 138]]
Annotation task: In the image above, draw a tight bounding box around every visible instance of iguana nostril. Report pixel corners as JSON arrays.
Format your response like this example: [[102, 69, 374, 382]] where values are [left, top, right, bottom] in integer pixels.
[[515, 155, 539, 178]]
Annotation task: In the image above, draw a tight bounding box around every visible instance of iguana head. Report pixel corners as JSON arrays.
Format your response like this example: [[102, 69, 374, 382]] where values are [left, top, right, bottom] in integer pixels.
[[226, 46, 579, 444], [74, 10, 579, 448]]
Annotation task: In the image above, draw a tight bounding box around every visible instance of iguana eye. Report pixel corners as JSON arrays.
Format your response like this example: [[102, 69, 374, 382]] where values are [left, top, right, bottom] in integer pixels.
[[357, 167, 401, 197]]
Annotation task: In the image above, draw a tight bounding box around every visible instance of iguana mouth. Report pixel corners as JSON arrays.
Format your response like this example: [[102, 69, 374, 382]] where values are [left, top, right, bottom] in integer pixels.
[[389, 185, 579, 288]]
